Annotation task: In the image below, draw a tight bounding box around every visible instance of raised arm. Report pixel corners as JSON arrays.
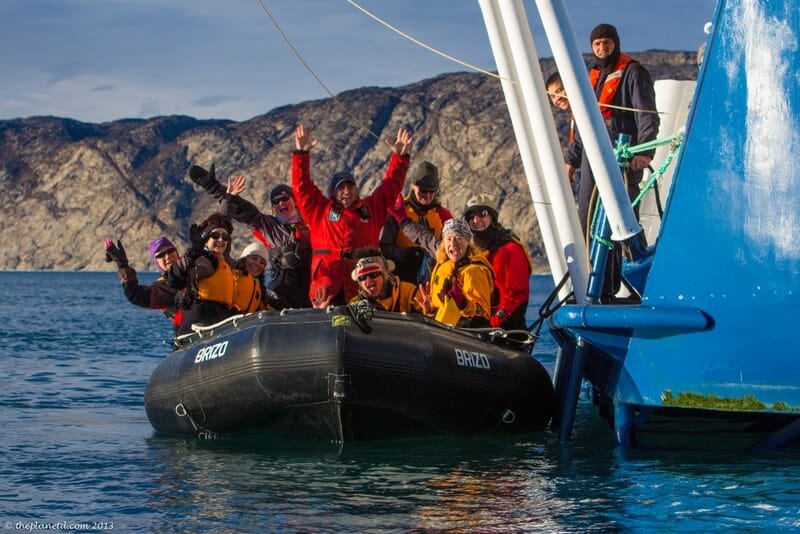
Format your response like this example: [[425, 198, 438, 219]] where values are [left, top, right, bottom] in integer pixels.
[[385, 128, 412, 155]]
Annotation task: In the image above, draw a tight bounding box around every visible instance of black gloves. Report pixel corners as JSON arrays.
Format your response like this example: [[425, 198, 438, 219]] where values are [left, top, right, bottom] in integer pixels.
[[175, 289, 196, 310], [187, 223, 205, 258], [104, 239, 129, 268], [184, 223, 218, 270], [188, 163, 225, 197]]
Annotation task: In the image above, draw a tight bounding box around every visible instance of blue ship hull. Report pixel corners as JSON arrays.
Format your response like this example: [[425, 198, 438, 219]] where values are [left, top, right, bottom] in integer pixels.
[[548, 0, 800, 450]]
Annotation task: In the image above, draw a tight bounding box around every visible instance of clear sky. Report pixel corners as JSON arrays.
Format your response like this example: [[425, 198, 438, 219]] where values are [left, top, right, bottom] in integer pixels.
[[1, 0, 716, 123]]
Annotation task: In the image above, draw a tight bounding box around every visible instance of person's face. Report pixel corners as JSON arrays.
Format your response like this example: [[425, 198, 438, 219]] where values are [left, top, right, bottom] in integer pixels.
[[592, 37, 615, 59], [272, 195, 297, 218], [547, 80, 570, 111], [357, 271, 384, 297], [444, 233, 468, 263], [411, 184, 437, 207], [465, 209, 493, 232], [204, 228, 230, 257], [335, 182, 358, 209], [245, 255, 267, 277], [154, 245, 179, 271]]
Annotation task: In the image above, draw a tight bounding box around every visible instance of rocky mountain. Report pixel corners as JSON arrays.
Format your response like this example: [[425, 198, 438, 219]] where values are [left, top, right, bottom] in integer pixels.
[[0, 51, 698, 272]]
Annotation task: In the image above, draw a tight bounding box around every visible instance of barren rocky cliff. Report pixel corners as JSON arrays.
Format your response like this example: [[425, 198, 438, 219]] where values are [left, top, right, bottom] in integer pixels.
[[0, 51, 698, 272]]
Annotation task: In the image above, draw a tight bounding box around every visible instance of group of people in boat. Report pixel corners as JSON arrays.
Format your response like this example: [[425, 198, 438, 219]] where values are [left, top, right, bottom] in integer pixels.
[[106, 21, 658, 337], [104, 124, 534, 339]]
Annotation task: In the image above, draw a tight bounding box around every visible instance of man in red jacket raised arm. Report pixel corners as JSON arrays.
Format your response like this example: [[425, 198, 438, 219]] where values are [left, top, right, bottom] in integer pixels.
[[292, 124, 412, 305]]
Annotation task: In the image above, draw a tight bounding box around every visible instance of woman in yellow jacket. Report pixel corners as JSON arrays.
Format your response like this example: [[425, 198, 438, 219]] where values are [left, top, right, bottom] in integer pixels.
[[415, 218, 494, 328]]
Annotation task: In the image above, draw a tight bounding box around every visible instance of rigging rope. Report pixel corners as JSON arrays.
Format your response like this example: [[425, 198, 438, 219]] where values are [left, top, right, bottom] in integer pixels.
[[254, 0, 382, 143], [346, 0, 514, 83]]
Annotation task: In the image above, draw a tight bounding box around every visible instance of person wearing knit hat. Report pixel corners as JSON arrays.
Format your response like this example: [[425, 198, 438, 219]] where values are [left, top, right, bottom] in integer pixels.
[[565, 22, 659, 301], [324, 248, 421, 313], [463, 195, 534, 330], [441, 217, 473, 244], [381, 160, 453, 285], [269, 183, 293, 204], [414, 217, 493, 328], [589, 23, 621, 69], [239, 241, 269, 278], [102, 235, 183, 336], [463, 194, 499, 224], [292, 123, 412, 306], [240, 241, 269, 263], [231, 241, 272, 314], [148, 236, 179, 273], [187, 163, 312, 309]]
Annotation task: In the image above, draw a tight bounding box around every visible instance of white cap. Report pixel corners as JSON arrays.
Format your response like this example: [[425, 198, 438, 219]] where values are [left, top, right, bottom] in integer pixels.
[[240, 241, 270, 262]]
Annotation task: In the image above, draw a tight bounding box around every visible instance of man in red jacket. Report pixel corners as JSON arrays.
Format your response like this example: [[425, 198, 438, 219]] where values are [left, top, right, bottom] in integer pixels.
[[292, 124, 412, 304]]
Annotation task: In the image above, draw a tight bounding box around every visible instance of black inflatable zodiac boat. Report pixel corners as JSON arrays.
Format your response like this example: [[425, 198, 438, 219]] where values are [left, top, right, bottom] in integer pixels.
[[144, 304, 555, 441]]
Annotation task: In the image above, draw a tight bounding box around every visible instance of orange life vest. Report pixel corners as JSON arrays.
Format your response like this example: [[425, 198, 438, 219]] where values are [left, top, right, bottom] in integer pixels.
[[196, 260, 235, 307], [232, 270, 264, 313], [589, 52, 634, 119]]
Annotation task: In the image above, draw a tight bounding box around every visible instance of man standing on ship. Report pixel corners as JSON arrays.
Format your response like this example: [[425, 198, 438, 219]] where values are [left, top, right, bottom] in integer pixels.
[[566, 23, 660, 300]]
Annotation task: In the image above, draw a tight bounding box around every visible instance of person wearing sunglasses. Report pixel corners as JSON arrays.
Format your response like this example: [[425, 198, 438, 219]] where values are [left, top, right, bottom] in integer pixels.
[[379, 161, 453, 286], [187, 165, 312, 309], [463, 195, 534, 330], [292, 124, 412, 306], [334, 248, 421, 313], [103, 236, 184, 336], [166, 213, 240, 336], [414, 218, 493, 328]]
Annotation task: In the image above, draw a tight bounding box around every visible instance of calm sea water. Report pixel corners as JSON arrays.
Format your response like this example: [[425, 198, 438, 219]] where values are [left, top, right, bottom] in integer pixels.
[[1, 271, 798, 532]]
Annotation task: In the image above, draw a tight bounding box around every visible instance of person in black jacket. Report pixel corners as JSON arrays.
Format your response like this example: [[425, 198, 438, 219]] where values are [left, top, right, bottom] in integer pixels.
[[103, 236, 183, 334], [565, 23, 660, 300]]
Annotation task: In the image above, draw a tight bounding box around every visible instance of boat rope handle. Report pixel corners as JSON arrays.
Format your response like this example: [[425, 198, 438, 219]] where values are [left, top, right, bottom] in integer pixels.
[[501, 409, 516, 424], [175, 402, 218, 439], [632, 139, 682, 208]]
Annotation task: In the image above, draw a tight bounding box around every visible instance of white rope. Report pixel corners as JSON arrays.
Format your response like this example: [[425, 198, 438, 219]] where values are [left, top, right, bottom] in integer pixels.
[[347, 0, 516, 83], [254, 0, 381, 141]]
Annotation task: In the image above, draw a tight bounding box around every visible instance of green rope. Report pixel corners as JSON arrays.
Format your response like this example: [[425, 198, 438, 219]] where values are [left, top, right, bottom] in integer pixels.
[[632, 140, 682, 208], [614, 132, 684, 165], [588, 197, 615, 249], [590, 132, 683, 243]]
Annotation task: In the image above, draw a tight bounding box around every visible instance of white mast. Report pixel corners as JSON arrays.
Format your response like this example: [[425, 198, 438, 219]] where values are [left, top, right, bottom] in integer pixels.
[[534, 0, 642, 240], [479, 0, 588, 302]]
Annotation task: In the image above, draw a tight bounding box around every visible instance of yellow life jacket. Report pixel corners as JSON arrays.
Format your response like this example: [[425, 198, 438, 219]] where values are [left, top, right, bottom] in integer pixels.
[[232, 270, 264, 313], [349, 277, 420, 313], [196, 259, 235, 307]]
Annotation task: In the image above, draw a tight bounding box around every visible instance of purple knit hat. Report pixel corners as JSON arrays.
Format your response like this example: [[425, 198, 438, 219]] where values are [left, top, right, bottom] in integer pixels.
[[148, 236, 176, 271]]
